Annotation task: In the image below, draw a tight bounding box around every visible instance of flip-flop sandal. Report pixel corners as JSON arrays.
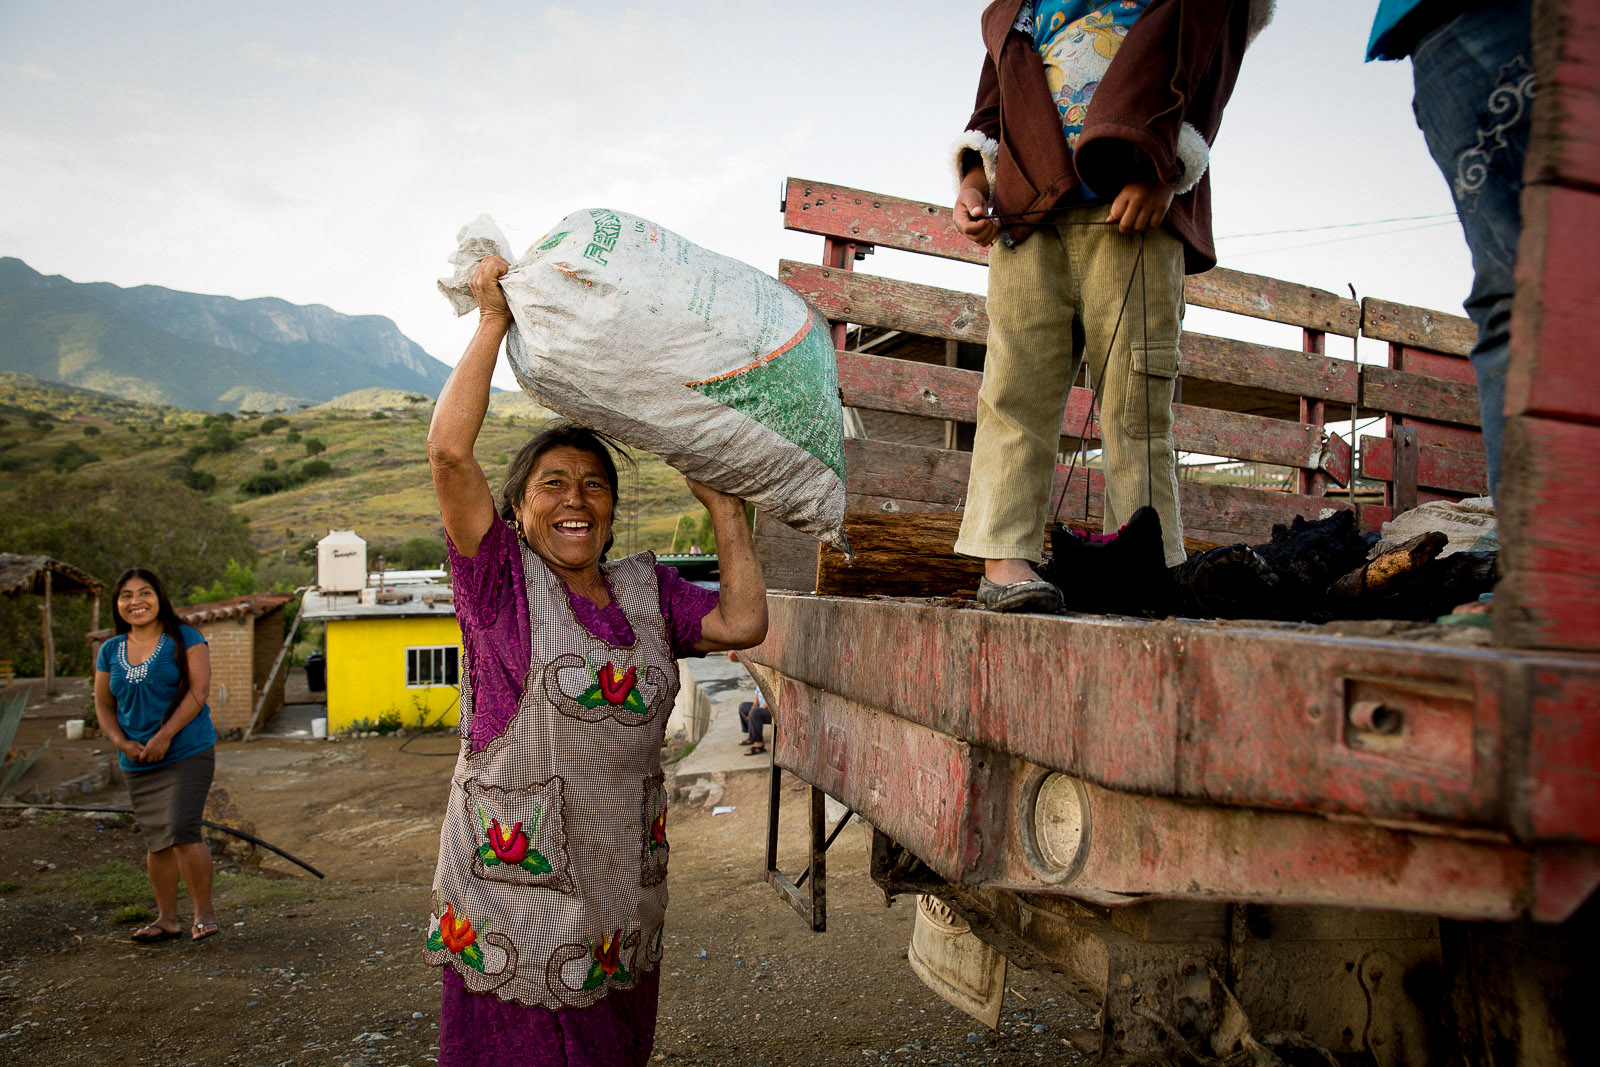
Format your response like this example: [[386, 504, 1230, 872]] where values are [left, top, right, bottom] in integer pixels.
[[744, 745, 766, 755], [191, 921, 221, 942], [131, 923, 182, 943]]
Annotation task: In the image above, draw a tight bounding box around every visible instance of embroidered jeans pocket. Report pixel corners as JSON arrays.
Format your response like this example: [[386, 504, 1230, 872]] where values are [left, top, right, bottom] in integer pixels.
[[1123, 340, 1179, 440], [464, 777, 575, 894]]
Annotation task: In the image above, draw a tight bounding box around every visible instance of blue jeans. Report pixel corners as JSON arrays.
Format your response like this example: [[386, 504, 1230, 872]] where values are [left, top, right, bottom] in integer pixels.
[[1410, 0, 1535, 503]]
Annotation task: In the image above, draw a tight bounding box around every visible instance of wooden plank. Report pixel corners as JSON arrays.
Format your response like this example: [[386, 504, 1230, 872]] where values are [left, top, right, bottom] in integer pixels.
[[1506, 183, 1600, 425], [1527, 0, 1600, 190], [838, 351, 1348, 476], [783, 177, 986, 266], [781, 178, 1363, 336], [1361, 297, 1476, 358], [783, 262, 1364, 404], [1392, 346, 1476, 386], [1495, 416, 1600, 650], [1360, 437, 1489, 497], [1185, 266, 1361, 338], [1362, 365, 1483, 425], [1397, 419, 1485, 455], [754, 511, 819, 593], [842, 438, 1349, 547]]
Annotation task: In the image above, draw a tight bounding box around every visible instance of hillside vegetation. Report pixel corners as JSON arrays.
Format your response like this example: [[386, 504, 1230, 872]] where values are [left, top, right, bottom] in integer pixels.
[[0, 374, 710, 675]]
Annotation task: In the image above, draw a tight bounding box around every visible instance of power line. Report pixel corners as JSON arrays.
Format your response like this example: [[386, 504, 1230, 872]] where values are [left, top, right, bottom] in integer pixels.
[[1216, 213, 1456, 241], [1224, 220, 1459, 259]]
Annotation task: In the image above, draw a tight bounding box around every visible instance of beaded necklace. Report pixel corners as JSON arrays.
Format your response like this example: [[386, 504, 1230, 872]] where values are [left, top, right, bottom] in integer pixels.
[[118, 632, 167, 685]]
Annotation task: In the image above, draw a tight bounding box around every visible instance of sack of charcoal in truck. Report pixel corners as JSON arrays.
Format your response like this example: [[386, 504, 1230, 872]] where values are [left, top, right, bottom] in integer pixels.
[[439, 210, 850, 556]]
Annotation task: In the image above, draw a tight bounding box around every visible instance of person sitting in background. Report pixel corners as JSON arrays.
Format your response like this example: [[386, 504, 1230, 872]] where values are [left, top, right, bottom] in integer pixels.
[[94, 567, 220, 943]]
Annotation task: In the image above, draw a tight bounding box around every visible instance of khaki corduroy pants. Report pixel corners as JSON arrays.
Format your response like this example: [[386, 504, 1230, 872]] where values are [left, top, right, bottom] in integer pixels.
[[954, 207, 1188, 567]]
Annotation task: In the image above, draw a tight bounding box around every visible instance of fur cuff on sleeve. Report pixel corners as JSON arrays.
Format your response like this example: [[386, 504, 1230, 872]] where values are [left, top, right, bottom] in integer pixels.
[[1174, 123, 1210, 196], [1246, 0, 1275, 48], [949, 130, 998, 195]]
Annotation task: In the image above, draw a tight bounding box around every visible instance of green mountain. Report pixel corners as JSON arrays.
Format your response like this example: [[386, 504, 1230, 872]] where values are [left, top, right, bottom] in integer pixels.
[[0, 257, 452, 412]]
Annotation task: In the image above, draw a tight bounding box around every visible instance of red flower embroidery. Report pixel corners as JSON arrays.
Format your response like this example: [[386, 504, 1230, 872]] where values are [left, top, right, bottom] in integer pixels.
[[439, 901, 477, 953], [598, 663, 637, 705], [649, 807, 667, 852], [487, 819, 529, 864], [594, 928, 623, 976]]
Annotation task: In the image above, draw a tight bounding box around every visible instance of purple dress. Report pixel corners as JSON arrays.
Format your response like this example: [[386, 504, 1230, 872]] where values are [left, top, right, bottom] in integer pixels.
[[441, 519, 717, 1067]]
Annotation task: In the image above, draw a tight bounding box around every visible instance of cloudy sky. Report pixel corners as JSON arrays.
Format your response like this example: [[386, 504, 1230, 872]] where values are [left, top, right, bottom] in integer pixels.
[[3, 2, 1468, 385]]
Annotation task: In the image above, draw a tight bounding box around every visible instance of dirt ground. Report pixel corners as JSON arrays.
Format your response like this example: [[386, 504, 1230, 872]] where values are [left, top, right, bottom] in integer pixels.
[[0, 682, 1094, 1067]]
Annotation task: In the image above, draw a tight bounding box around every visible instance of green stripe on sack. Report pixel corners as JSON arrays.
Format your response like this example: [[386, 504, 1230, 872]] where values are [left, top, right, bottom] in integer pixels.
[[688, 314, 845, 481]]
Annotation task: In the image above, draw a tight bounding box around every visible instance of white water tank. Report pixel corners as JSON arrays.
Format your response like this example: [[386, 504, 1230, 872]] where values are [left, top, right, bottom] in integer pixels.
[[317, 530, 367, 593]]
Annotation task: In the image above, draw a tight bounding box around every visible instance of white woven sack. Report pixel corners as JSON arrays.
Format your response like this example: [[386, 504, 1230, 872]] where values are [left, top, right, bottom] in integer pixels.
[[440, 211, 849, 556]]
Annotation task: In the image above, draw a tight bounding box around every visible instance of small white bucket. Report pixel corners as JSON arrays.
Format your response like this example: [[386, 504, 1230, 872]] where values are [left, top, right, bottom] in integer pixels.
[[310, 717, 329, 739], [64, 719, 85, 741]]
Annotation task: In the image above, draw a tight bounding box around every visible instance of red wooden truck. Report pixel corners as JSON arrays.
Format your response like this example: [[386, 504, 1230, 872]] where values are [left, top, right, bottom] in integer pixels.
[[741, 6, 1600, 1063]]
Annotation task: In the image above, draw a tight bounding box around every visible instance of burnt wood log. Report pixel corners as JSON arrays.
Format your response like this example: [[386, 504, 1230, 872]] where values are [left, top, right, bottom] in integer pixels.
[[1329, 532, 1449, 603]]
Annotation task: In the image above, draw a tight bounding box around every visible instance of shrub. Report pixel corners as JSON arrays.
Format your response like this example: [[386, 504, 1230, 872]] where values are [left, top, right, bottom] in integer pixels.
[[24, 411, 52, 429], [82, 425, 100, 436], [285, 429, 302, 443], [0, 455, 22, 472], [190, 559, 257, 603], [180, 468, 216, 492], [399, 536, 446, 570], [369, 411, 389, 420], [240, 471, 288, 496], [260, 417, 289, 434], [205, 428, 238, 453], [303, 437, 326, 456], [51, 441, 100, 472], [296, 459, 332, 482], [262, 457, 278, 472]]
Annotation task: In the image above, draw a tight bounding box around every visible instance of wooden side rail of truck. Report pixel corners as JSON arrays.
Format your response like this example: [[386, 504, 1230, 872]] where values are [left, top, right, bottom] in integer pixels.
[[742, 7, 1600, 1063]]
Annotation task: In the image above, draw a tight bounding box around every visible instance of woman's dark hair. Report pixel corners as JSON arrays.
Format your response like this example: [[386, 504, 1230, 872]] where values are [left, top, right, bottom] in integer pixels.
[[497, 422, 631, 554], [112, 567, 192, 722]]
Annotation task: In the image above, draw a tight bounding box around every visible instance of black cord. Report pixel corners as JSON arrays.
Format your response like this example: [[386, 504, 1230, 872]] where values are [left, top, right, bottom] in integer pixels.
[[398, 688, 462, 757]]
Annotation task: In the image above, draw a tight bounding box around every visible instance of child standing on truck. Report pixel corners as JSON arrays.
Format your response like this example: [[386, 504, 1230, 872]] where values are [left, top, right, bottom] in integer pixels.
[[951, 0, 1273, 612]]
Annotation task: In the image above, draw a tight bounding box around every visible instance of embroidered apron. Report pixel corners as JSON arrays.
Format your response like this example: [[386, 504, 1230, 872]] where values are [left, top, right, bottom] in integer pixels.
[[425, 547, 679, 1010]]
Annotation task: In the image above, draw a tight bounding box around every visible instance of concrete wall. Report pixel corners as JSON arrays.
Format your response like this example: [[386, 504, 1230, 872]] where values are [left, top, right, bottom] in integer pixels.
[[324, 615, 463, 732]]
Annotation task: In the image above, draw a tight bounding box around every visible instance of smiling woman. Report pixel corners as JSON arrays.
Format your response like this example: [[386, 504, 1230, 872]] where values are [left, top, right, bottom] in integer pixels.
[[421, 256, 767, 1067]]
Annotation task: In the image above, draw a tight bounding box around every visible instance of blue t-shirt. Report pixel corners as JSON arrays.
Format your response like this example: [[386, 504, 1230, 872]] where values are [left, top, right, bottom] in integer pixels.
[[96, 625, 216, 773]]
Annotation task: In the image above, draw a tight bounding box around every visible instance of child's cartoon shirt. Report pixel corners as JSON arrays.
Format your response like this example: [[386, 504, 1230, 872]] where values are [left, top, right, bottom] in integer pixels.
[[1020, 0, 1154, 177]]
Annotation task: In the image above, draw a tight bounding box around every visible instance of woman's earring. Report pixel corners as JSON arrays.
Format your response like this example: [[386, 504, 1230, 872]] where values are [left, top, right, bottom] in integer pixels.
[[513, 517, 526, 540]]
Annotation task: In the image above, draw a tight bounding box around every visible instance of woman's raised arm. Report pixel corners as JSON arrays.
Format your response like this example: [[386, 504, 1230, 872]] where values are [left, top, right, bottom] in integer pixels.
[[428, 256, 512, 557], [688, 480, 768, 653]]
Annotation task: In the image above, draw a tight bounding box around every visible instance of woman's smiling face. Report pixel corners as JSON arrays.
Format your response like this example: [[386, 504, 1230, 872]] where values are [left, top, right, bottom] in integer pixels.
[[117, 577, 158, 627], [515, 445, 615, 574]]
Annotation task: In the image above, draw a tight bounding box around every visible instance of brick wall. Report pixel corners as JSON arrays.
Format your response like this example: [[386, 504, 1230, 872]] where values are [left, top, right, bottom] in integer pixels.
[[198, 617, 254, 738]]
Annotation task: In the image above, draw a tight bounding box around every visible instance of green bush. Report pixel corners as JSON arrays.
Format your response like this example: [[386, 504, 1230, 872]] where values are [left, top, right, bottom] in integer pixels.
[[82, 425, 100, 436], [51, 441, 100, 472], [260, 417, 289, 434], [240, 471, 288, 496], [296, 459, 332, 482], [369, 411, 389, 420], [179, 468, 216, 493], [285, 428, 302, 443], [262, 457, 278, 472], [190, 559, 257, 603], [303, 437, 326, 456], [0, 455, 21, 472], [399, 536, 446, 570], [205, 428, 237, 453]]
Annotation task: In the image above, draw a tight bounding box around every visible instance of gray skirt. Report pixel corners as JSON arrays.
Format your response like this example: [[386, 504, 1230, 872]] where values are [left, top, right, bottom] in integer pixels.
[[127, 747, 215, 852]]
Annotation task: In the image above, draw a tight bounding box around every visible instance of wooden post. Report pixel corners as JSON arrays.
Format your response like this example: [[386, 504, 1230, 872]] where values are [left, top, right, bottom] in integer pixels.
[[1494, 0, 1600, 650], [40, 569, 54, 696], [88, 591, 99, 638]]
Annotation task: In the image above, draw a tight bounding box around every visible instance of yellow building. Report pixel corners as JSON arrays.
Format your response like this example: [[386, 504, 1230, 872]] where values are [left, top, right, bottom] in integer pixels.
[[300, 583, 462, 733]]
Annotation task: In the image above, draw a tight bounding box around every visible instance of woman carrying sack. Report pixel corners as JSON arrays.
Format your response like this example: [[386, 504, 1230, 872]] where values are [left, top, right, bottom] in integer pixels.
[[93, 567, 220, 943]]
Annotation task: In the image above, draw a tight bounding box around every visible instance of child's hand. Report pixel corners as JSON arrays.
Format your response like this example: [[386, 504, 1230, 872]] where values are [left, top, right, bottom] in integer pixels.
[[953, 186, 1000, 247], [1107, 181, 1175, 234]]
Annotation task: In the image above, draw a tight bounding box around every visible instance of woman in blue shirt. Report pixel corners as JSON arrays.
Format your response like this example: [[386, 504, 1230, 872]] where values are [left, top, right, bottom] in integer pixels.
[[93, 567, 220, 943]]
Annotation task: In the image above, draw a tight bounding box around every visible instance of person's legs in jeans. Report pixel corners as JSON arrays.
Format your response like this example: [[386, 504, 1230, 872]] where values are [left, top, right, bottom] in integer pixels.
[[1411, 0, 1534, 503], [955, 227, 1082, 583], [747, 704, 772, 747]]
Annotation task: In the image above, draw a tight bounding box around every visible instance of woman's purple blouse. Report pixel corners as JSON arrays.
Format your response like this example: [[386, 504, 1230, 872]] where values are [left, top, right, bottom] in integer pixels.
[[447, 518, 719, 753]]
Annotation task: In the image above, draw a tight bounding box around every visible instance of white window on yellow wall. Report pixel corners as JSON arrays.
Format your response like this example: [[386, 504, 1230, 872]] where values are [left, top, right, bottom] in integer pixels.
[[406, 645, 460, 688]]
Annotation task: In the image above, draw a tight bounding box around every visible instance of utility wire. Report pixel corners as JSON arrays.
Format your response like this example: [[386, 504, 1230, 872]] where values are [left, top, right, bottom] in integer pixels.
[[1224, 220, 1458, 259], [1215, 213, 1455, 240]]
